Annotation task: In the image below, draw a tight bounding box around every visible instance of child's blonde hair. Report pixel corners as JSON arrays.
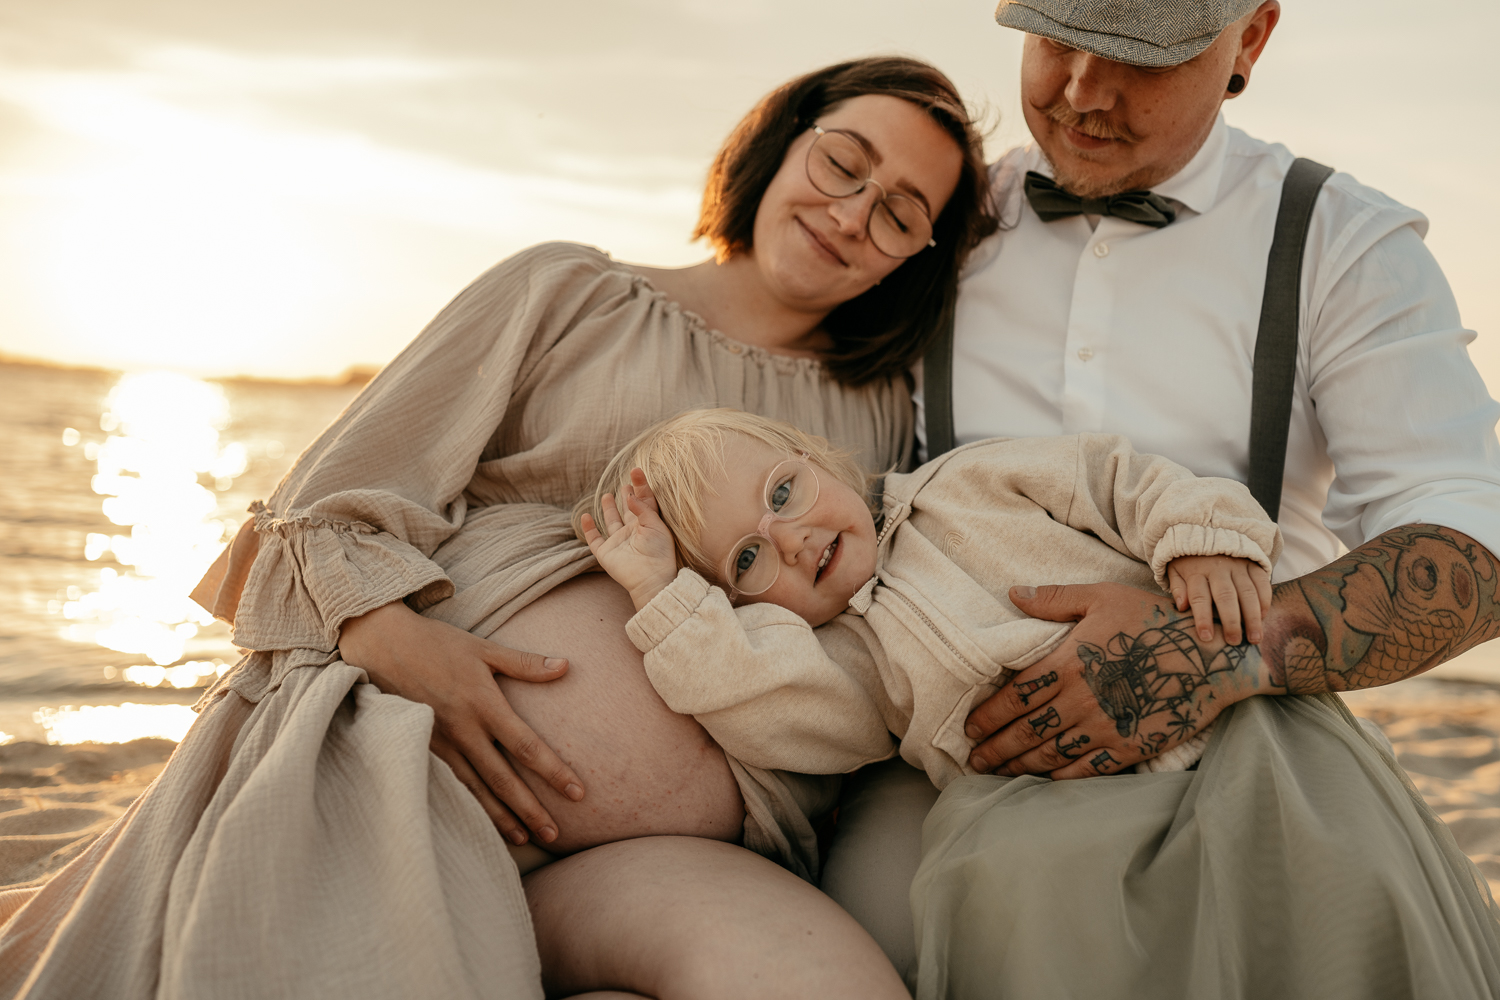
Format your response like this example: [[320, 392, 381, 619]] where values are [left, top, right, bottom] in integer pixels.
[[573, 409, 875, 580]]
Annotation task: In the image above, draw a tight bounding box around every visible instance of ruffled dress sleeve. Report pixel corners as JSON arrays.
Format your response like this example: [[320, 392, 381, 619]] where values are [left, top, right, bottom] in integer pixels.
[[221, 244, 614, 654]]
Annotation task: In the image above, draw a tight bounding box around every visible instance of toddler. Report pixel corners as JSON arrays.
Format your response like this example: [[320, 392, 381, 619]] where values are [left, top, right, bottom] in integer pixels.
[[575, 408, 1280, 785]]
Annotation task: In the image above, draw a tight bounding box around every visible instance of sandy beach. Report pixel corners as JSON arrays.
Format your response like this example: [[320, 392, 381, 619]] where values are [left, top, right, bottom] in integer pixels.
[[7, 649, 1500, 903], [0, 737, 173, 892]]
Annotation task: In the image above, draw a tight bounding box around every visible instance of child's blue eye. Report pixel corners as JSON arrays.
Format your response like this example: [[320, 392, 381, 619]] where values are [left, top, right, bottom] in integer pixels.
[[735, 544, 760, 578], [769, 480, 793, 512]]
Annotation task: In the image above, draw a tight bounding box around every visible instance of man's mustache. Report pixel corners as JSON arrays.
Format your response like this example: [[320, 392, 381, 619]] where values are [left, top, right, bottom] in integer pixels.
[[1040, 99, 1140, 144]]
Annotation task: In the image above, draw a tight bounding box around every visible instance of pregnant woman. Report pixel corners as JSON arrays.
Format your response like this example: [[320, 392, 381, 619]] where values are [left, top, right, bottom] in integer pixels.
[[0, 58, 996, 999]]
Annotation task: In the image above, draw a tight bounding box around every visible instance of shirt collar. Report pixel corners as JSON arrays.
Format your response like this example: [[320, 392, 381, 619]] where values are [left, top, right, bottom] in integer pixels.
[[1021, 112, 1229, 218], [1151, 113, 1227, 217]]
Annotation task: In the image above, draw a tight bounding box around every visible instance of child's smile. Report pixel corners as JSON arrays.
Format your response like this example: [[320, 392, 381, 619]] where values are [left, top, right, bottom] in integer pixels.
[[697, 434, 879, 626]]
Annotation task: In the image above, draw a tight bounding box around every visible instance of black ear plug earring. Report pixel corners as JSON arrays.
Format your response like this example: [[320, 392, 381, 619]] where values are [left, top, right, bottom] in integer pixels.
[[1227, 73, 1247, 94]]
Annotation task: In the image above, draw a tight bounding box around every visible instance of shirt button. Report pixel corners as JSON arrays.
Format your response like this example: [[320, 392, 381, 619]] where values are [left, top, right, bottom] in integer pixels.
[[1093, 243, 1109, 258], [1077, 347, 1094, 361]]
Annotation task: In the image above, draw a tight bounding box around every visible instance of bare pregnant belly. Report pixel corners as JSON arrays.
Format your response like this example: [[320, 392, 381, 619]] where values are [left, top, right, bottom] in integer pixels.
[[488, 571, 744, 854]]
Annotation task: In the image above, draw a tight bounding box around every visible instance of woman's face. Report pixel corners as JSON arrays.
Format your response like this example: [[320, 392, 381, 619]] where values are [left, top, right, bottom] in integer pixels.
[[750, 93, 964, 314]]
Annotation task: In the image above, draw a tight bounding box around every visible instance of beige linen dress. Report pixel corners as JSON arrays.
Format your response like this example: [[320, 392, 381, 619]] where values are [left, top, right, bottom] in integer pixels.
[[0, 242, 913, 1000]]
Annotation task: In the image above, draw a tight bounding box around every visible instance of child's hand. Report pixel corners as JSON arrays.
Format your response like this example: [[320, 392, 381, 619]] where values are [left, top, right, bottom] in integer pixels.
[[1166, 554, 1272, 646], [580, 468, 680, 611]]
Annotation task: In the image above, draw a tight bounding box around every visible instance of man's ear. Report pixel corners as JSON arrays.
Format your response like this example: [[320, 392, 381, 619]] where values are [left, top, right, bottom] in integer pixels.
[[1227, 1, 1281, 98]]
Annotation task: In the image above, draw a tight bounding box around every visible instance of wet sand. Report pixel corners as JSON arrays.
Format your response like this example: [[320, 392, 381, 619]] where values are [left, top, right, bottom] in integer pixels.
[[5, 661, 1500, 901]]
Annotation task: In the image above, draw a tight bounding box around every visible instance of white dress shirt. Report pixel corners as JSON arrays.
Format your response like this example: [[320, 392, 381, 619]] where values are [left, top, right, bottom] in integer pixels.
[[927, 115, 1500, 580]]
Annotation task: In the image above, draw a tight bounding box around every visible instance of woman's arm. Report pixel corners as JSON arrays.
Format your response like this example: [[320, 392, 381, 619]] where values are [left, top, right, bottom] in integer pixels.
[[212, 247, 613, 845]]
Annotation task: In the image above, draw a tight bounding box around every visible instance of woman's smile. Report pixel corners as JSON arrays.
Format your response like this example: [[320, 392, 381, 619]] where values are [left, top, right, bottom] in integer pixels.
[[796, 216, 848, 267]]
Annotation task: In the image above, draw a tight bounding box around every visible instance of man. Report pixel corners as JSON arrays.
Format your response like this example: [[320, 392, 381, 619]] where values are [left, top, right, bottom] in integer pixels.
[[821, 0, 1500, 984]]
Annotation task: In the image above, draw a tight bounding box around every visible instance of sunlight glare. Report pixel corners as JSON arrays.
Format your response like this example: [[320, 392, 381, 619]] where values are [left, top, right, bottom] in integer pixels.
[[34, 704, 198, 745], [67, 372, 241, 668]]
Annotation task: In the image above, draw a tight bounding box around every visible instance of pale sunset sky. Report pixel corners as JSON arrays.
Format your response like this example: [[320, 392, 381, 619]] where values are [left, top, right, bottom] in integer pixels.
[[1, 1, 1496, 391]]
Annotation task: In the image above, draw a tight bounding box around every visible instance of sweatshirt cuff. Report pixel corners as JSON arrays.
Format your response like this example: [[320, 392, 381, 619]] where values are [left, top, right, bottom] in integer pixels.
[[626, 568, 714, 653], [1149, 524, 1275, 591]]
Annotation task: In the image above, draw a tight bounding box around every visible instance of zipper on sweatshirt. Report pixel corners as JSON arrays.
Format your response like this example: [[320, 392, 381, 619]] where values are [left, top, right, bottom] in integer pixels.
[[885, 585, 978, 676]]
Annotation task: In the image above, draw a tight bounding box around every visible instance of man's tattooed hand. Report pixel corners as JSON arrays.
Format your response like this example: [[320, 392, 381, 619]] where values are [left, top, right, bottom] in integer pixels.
[[1054, 733, 1091, 759], [964, 583, 1265, 781], [1028, 707, 1061, 737], [1078, 623, 1252, 744], [1088, 749, 1119, 773], [1016, 671, 1058, 706]]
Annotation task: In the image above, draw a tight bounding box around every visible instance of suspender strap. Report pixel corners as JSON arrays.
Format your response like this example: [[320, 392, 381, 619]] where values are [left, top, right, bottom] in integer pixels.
[[921, 301, 956, 459], [1247, 157, 1335, 521], [921, 157, 1335, 500]]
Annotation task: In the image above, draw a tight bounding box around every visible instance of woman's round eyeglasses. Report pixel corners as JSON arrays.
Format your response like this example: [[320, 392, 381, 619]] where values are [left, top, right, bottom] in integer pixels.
[[805, 126, 938, 260], [722, 455, 820, 601]]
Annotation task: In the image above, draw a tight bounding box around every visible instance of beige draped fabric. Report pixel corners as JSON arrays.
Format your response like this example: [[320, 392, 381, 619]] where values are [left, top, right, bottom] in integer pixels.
[[0, 242, 913, 997]]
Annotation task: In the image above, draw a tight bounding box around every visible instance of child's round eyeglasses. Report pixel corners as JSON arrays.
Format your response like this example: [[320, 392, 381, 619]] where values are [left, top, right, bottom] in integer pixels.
[[805, 125, 938, 259], [722, 454, 820, 601]]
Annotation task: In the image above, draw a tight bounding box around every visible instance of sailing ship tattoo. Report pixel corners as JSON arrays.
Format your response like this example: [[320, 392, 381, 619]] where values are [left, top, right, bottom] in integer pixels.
[[1078, 622, 1251, 741]]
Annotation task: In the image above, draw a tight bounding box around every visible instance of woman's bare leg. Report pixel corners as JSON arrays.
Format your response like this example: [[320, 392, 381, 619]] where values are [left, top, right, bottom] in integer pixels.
[[524, 837, 908, 1000], [490, 573, 744, 853]]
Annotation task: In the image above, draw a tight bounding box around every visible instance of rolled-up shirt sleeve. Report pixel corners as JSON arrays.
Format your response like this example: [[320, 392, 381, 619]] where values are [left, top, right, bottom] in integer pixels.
[[1305, 196, 1500, 557]]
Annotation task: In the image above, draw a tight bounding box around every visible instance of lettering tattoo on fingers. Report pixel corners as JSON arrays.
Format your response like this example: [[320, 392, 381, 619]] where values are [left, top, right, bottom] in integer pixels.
[[1088, 750, 1119, 773], [1055, 733, 1091, 759], [1015, 671, 1059, 706], [1028, 706, 1061, 737]]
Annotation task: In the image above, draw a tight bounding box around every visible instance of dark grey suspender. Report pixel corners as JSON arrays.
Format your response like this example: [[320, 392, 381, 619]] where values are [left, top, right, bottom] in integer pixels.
[[921, 299, 957, 461], [920, 157, 1335, 523], [1246, 157, 1334, 520]]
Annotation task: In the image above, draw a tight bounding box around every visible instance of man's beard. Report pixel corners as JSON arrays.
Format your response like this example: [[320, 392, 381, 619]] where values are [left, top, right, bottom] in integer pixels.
[[1037, 98, 1168, 199]]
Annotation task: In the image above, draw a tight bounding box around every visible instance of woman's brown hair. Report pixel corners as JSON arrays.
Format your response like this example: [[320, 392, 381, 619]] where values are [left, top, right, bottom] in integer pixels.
[[694, 56, 998, 386]]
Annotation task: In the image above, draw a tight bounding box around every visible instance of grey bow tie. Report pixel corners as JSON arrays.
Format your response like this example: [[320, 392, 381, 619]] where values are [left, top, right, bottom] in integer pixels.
[[1023, 171, 1177, 229]]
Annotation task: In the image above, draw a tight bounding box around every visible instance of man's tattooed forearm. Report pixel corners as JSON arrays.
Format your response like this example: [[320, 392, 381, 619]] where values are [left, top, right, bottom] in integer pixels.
[[1263, 525, 1500, 694], [1016, 671, 1058, 706]]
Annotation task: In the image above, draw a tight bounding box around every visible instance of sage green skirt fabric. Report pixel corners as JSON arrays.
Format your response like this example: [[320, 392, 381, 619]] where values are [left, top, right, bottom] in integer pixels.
[[911, 694, 1500, 999]]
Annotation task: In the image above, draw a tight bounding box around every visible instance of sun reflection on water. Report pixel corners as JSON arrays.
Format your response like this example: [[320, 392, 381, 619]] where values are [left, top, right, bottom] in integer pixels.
[[63, 371, 244, 669], [34, 704, 198, 745]]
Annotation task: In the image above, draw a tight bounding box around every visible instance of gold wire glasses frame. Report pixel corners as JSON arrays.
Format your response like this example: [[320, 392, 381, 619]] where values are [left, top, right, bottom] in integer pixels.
[[805, 125, 938, 259], [722, 454, 821, 601]]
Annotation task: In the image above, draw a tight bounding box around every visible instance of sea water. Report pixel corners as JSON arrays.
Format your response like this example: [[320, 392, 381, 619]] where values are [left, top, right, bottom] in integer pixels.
[[5, 359, 1499, 747], [0, 361, 363, 744]]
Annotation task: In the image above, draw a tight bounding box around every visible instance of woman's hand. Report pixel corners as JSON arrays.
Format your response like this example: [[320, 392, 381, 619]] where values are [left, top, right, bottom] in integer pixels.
[[1165, 554, 1272, 645], [339, 600, 585, 846], [580, 469, 680, 611]]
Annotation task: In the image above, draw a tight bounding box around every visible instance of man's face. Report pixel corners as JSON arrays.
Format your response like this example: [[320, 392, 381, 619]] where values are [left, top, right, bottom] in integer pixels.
[[1020, 4, 1277, 198]]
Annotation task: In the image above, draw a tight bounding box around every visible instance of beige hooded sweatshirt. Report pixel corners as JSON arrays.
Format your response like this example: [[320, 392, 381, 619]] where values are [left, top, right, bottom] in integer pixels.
[[627, 433, 1282, 787]]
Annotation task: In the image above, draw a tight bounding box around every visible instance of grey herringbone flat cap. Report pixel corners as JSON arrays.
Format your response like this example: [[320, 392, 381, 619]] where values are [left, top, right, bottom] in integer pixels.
[[995, 0, 1262, 67]]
